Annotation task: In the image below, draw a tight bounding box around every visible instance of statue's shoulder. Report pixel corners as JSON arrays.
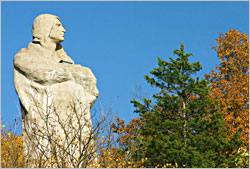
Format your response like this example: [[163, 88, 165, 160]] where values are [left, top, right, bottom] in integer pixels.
[[13, 47, 28, 66], [14, 42, 38, 65]]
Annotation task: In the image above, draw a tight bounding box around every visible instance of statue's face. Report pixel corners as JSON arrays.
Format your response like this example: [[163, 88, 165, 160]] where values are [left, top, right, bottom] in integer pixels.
[[49, 18, 66, 42]]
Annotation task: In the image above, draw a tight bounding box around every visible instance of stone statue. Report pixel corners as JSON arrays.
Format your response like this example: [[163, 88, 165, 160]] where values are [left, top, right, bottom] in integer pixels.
[[13, 14, 99, 167]]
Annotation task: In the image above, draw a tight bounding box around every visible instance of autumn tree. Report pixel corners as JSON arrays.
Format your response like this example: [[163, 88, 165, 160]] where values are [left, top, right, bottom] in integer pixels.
[[130, 43, 242, 168], [1, 120, 24, 168], [207, 28, 249, 167], [209, 28, 249, 148], [110, 117, 145, 168]]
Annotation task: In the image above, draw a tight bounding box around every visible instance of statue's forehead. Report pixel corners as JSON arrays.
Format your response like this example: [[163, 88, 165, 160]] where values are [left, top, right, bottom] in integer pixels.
[[54, 18, 62, 24]]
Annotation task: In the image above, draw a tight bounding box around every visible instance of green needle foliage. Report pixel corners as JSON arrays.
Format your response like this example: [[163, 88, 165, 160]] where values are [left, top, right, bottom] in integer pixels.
[[131, 43, 242, 168]]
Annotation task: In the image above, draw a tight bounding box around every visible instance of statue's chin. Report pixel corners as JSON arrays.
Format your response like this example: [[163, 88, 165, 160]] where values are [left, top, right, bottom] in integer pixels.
[[50, 37, 64, 43], [58, 38, 64, 42], [60, 37, 64, 41]]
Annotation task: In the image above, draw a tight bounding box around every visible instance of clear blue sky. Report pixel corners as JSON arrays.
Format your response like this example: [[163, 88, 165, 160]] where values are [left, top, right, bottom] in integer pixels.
[[1, 1, 249, 135]]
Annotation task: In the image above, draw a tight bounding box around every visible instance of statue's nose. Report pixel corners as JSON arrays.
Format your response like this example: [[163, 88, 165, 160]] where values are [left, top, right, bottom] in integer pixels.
[[62, 27, 66, 33]]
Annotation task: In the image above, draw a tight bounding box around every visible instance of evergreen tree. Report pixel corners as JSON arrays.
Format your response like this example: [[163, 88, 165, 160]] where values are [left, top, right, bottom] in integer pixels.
[[131, 43, 242, 168]]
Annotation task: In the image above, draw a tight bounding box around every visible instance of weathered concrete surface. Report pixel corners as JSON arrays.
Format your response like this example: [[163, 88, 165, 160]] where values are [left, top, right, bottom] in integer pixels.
[[13, 14, 99, 167]]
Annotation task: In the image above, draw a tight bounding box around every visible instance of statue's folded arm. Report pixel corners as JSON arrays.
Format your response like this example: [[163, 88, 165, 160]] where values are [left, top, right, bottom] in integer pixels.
[[14, 54, 99, 98], [13, 54, 74, 85]]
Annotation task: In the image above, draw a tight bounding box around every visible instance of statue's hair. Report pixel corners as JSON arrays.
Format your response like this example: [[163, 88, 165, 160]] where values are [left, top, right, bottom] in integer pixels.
[[32, 14, 60, 43]]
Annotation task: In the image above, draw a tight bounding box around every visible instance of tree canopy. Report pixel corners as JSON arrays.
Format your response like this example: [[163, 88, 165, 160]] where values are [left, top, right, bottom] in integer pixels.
[[131, 43, 243, 168]]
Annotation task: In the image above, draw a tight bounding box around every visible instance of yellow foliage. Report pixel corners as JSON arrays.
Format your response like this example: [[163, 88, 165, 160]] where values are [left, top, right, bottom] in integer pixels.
[[1, 125, 24, 168], [210, 29, 249, 150]]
